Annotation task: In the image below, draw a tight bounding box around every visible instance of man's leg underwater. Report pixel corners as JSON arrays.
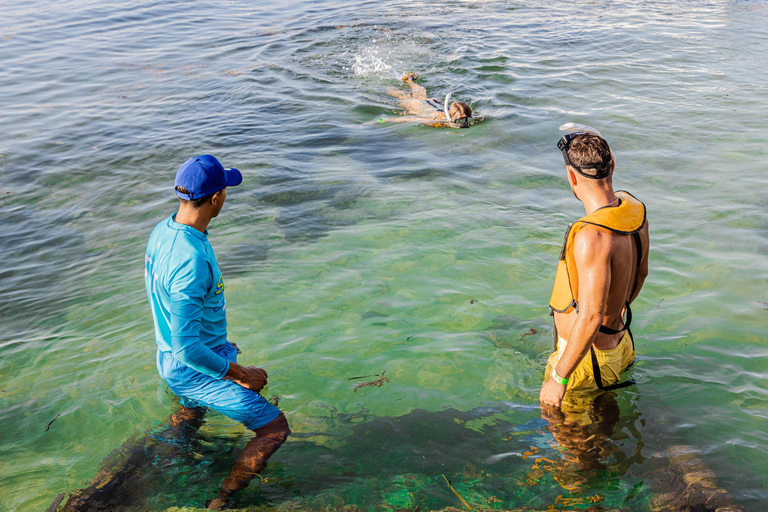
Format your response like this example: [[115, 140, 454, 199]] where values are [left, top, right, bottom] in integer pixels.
[[169, 406, 207, 439], [163, 342, 288, 509], [208, 413, 291, 510]]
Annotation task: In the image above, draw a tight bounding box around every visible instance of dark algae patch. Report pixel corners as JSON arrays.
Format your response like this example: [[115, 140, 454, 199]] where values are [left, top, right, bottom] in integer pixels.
[[50, 406, 742, 512]]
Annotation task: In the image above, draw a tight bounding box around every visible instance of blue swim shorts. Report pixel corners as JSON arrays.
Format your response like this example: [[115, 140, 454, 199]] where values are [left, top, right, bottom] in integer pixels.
[[157, 341, 281, 430]]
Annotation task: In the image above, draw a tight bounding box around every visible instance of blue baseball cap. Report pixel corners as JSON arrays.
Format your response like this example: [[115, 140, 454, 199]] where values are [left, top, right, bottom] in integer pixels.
[[174, 155, 243, 200]]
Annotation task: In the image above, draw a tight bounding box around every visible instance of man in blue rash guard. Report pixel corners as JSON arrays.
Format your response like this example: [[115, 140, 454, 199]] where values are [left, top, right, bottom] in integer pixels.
[[144, 155, 290, 510]]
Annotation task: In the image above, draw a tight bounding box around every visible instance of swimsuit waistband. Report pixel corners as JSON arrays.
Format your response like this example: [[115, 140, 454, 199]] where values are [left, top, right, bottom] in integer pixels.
[[425, 98, 443, 111], [556, 331, 631, 357]]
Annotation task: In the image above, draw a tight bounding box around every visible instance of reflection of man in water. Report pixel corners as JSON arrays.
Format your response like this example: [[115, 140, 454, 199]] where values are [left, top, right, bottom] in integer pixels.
[[540, 129, 649, 408], [144, 155, 290, 510], [529, 393, 644, 495]]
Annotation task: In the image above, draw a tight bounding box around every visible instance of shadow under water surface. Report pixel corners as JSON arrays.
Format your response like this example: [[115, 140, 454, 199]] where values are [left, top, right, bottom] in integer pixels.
[[51, 402, 742, 512]]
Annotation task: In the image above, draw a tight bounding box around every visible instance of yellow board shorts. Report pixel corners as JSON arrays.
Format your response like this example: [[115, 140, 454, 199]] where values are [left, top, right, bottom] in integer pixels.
[[544, 330, 635, 394]]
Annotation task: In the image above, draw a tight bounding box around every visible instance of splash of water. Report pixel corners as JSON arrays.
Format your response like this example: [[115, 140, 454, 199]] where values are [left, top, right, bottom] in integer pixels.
[[351, 44, 394, 76]]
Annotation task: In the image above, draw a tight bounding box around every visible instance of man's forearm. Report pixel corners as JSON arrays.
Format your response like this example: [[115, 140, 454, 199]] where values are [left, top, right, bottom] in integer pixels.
[[554, 315, 602, 379], [171, 336, 230, 379], [541, 315, 602, 407]]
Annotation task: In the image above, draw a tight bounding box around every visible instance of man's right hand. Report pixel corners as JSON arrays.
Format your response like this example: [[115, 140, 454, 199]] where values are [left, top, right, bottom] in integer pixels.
[[539, 377, 567, 408], [224, 362, 268, 391]]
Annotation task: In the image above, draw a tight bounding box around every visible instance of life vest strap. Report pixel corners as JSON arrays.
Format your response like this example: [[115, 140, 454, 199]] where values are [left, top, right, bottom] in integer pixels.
[[598, 304, 632, 335], [590, 331, 637, 391], [591, 230, 643, 390], [596, 231, 643, 336]]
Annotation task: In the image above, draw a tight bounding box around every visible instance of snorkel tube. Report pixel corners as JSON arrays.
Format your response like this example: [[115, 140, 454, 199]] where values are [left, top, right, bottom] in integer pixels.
[[559, 122, 616, 167], [559, 122, 604, 138], [444, 92, 452, 122], [444, 92, 472, 128]]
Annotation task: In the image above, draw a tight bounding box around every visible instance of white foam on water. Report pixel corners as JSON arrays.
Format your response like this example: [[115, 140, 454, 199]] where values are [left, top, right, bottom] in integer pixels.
[[351, 44, 394, 76]]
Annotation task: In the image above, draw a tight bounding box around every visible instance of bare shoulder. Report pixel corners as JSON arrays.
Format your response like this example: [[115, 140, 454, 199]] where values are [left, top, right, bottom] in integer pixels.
[[576, 223, 614, 246], [573, 224, 613, 263]]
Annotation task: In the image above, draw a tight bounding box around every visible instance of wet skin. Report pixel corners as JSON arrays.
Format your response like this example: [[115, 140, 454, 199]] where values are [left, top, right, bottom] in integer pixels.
[[540, 164, 650, 408]]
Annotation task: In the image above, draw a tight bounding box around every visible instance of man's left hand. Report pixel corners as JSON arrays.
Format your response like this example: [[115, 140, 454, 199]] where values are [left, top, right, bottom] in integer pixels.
[[539, 378, 567, 407]]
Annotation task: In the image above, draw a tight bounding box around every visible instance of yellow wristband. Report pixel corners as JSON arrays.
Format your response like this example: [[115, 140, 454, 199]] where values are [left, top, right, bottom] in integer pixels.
[[551, 368, 569, 386]]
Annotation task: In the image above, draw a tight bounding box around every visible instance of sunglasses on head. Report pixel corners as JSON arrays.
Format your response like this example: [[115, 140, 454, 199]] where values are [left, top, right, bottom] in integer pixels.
[[557, 132, 612, 179]]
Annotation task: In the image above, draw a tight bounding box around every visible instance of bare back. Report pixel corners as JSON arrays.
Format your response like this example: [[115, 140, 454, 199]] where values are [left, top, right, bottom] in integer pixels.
[[554, 219, 649, 350]]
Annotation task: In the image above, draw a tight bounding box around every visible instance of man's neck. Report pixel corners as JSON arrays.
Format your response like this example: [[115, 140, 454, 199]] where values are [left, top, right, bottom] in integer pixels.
[[581, 188, 619, 216], [175, 205, 212, 233]]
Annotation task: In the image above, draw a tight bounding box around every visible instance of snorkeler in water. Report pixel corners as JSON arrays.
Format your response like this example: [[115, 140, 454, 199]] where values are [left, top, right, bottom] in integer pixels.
[[378, 73, 485, 128]]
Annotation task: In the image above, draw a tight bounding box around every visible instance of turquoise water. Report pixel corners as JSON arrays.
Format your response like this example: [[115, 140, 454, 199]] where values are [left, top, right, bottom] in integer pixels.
[[1, 0, 767, 510]]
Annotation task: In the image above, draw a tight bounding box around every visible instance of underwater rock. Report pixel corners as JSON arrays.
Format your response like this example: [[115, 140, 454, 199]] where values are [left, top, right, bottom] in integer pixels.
[[52, 430, 194, 512], [646, 445, 743, 512]]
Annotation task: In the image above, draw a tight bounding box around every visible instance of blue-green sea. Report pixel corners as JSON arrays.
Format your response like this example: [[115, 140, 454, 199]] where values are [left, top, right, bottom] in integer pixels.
[[1, 0, 767, 510]]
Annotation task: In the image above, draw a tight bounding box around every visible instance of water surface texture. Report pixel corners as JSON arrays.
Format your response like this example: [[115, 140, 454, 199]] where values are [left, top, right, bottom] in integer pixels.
[[2, 0, 767, 510]]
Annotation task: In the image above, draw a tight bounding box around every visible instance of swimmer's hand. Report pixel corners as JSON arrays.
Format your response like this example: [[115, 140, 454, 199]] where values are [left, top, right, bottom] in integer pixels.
[[363, 117, 390, 125], [539, 377, 566, 407], [402, 72, 418, 82], [225, 362, 268, 392]]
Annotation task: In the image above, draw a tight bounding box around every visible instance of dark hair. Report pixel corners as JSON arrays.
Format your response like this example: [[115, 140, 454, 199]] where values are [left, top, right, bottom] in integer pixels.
[[567, 134, 612, 179], [176, 186, 214, 208]]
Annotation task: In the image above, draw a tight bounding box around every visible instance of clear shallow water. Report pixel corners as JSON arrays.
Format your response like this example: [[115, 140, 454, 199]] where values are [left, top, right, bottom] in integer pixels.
[[1, 0, 767, 510]]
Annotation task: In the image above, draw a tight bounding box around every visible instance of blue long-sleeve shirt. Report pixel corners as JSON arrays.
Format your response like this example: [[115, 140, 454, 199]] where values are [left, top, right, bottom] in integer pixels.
[[144, 215, 230, 379]]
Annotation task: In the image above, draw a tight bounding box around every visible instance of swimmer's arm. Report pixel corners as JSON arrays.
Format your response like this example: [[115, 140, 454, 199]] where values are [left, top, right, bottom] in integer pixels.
[[423, 118, 456, 128], [374, 116, 457, 128], [407, 81, 428, 99], [540, 226, 611, 407], [386, 86, 409, 99], [375, 116, 436, 124]]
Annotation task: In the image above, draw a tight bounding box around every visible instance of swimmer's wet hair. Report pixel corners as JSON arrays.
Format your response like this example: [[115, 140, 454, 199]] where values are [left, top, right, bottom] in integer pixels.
[[449, 101, 472, 121], [567, 134, 612, 179]]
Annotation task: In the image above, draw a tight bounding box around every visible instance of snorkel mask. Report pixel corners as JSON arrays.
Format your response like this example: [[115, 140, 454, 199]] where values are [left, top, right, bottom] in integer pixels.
[[557, 123, 614, 179], [454, 117, 472, 128]]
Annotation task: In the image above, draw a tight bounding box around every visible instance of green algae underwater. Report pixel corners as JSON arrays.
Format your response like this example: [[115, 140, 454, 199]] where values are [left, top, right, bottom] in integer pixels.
[[3, 0, 768, 510], [50, 403, 741, 511]]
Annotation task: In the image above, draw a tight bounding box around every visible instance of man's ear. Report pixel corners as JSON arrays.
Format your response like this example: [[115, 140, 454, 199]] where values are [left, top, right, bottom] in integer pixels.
[[566, 166, 578, 188], [211, 189, 224, 206]]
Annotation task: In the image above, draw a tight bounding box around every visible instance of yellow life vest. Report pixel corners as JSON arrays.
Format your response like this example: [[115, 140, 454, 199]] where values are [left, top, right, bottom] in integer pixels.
[[549, 191, 646, 315]]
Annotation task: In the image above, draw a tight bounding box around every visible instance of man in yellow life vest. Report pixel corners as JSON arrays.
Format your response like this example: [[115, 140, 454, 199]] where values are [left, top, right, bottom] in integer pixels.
[[540, 125, 649, 408]]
